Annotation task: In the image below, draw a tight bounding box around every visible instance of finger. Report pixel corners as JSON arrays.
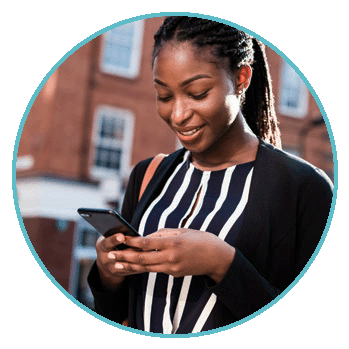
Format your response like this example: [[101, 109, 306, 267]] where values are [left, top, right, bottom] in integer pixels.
[[112, 248, 164, 266], [97, 233, 125, 252], [147, 228, 181, 238], [107, 246, 144, 261], [123, 235, 169, 251], [112, 259, 168, 275]]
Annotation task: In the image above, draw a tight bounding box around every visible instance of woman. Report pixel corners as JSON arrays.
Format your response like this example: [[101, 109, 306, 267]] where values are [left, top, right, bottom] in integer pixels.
[[88, 16, 333, 334]]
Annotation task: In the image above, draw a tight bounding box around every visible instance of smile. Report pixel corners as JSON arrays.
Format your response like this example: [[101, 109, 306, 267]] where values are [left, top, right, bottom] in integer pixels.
[[177, 126, 203, 137]]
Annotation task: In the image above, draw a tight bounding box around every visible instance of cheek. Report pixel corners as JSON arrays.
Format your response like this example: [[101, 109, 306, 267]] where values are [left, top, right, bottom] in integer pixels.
[[202, 97, 232, 124], [202, 101, 238, 136], [156, 103, 172, 124]]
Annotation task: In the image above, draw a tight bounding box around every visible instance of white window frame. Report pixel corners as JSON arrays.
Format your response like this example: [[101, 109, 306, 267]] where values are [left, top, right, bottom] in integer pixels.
[[100, 20, 144, 79], [90, 105, 134, 180], [278, 60, 309, 118]]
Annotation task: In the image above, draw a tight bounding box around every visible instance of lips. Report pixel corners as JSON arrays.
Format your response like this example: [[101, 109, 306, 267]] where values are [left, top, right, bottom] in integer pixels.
[[177, 126, 203, 136], [175, 125, 204, 142]]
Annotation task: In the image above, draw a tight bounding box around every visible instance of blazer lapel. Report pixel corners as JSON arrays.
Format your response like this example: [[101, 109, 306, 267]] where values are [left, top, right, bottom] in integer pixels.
[[234, 139, 275, 272]]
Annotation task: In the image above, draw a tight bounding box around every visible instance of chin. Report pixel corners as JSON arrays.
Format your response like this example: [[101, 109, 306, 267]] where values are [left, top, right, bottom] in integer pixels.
[[182, 143, 209, 155]]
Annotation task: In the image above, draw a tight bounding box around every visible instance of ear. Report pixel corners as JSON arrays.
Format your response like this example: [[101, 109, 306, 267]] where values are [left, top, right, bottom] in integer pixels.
[[236, 65, 252, 94]]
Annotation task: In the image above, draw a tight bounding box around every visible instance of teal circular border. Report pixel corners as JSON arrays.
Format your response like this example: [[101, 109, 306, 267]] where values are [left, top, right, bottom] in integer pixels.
[[12, 11, 338, 338]]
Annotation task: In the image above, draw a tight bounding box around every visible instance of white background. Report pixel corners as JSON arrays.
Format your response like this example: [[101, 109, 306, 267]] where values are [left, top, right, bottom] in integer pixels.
[[2, 1, 348, 347]]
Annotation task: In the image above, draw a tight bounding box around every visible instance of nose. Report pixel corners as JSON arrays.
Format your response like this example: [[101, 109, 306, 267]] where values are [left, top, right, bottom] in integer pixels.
[[171, 97, 192, 126]]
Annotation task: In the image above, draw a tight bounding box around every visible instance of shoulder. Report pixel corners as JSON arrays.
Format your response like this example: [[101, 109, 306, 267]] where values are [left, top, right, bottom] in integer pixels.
[[130, 157, 153, 182], [257, 140, 333, 191], [122, 148, 186, 222], [127, 148, 186, 194], [132, 148, 186, 178]]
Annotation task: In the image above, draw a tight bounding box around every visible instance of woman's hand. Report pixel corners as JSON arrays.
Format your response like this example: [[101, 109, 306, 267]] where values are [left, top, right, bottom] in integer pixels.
[[95, 233, 142, 291], [107, 228, 236, 284]]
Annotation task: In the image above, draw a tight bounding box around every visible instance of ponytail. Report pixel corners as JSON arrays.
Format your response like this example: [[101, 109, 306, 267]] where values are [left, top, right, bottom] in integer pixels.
[[243, 39, 281, 148]]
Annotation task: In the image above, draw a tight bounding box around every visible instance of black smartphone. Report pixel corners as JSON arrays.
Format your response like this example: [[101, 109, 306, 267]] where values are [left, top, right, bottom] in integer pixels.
[[77, 208, 139, 238]]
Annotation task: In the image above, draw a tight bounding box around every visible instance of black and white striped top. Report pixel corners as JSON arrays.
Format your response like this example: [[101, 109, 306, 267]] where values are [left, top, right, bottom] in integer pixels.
[[135, 151, 255, 334]]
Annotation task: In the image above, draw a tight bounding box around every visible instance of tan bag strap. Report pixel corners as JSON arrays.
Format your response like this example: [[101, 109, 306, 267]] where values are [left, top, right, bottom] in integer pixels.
[[138, 153, 167, 201]]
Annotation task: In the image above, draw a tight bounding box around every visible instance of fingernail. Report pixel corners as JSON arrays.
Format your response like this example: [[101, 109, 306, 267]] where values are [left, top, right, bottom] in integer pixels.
[[108, 252, 116, 259], [116, 234, 124, 242], [115, 263, 124, 269]]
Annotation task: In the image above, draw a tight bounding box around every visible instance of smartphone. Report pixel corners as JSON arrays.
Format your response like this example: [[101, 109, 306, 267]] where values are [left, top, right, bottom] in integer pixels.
[[77, 208, 139, 238]]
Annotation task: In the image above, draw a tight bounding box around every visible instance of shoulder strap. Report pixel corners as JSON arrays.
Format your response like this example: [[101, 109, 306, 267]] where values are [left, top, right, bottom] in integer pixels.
[[138, 153, 167, 201]]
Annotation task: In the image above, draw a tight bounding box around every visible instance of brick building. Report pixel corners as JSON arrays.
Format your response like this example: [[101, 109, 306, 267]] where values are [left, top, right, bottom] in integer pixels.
[[15, 16, 334, 310]]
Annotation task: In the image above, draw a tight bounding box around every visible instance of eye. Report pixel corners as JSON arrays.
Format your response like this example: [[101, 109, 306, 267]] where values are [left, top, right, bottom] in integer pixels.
[[190, 90, 209, 100], [157, 94, 172, 102]]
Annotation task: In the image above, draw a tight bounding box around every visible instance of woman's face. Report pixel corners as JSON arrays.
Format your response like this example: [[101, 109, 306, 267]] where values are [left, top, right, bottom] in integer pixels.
[[153, 42, 242, 155]]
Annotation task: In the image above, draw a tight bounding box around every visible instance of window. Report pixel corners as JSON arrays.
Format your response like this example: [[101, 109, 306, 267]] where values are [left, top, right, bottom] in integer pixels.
[[100, 20, 144, 78], [91, 106, 134, 180], [278, 60, 309, 118]]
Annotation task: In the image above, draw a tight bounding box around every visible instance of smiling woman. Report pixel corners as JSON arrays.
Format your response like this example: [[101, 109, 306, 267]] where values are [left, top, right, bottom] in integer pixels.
[[87, 16, 333, 335]]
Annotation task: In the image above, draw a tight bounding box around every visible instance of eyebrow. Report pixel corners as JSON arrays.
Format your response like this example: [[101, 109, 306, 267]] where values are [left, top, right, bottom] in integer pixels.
[[154, 74, 212, 88]]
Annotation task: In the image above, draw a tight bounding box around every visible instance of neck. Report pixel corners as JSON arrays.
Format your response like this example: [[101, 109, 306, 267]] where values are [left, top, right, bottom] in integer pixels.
[[190, 113, 259, 171]]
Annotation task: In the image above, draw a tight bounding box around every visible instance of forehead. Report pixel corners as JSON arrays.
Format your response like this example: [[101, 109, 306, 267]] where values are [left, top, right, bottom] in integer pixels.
[[153, 41, 230, 81]]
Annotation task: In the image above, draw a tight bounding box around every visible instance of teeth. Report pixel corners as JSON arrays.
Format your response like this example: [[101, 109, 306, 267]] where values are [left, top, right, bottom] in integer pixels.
[[179, 127, 201, 136]]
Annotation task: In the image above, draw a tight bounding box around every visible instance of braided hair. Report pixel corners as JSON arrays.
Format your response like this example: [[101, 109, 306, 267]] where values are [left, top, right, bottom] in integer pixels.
[[153, 16, 281, 148]]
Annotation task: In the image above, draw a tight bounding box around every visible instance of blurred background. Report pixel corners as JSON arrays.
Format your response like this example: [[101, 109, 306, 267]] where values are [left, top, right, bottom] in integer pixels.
[[15, 16, 334, 311]]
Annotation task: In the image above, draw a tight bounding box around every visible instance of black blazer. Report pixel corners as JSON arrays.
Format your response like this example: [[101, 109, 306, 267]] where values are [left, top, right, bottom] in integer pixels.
[[88, 140, 333, 332]]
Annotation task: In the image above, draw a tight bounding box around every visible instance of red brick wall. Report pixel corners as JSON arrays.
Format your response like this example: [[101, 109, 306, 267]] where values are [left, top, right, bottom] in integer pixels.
[[17, 40, 93, 179], [17, 17, 176, 181], [23, 217, 75, 291]]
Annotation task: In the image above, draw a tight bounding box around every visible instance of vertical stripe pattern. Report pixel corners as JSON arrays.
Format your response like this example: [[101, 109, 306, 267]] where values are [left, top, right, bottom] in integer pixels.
[[134, 151, 255, 333]]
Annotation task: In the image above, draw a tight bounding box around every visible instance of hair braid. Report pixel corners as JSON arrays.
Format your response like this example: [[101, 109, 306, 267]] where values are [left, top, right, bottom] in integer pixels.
[[243, 38, 281, 147], [152, 16, 281, 147]]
